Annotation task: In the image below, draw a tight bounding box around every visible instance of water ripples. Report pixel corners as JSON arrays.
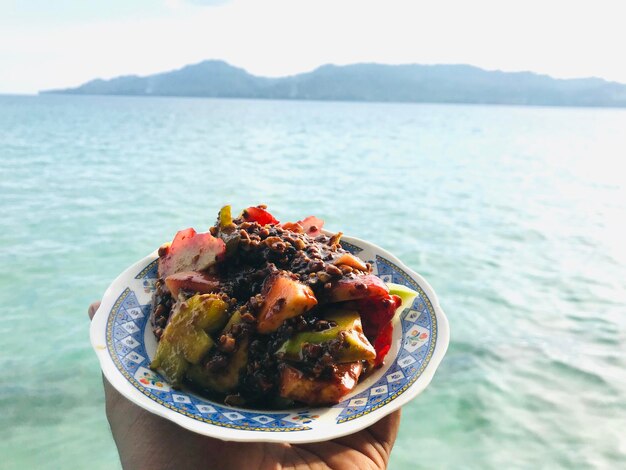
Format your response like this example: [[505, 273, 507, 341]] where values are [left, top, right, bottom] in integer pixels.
[[1, 95, 625, 469]]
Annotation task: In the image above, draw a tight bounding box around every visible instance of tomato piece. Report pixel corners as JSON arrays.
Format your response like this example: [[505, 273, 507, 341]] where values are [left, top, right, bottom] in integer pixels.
[[242, 206, 279, 226]]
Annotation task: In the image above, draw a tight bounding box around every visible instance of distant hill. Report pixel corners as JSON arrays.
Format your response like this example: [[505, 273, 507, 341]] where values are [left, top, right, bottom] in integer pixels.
[[42, 60, 626, 107]]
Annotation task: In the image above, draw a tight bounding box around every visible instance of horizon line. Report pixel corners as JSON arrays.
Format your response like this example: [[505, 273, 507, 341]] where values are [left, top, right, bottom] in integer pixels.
[[3, 93, 626, 112]]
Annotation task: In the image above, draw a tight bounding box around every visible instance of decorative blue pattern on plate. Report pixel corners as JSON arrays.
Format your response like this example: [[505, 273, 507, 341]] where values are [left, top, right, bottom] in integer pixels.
[[339, 240, 364, 255]]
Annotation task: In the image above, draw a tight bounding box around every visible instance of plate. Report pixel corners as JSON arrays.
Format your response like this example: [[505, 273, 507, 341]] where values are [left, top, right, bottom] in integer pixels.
[[90, 235, 449, 443]]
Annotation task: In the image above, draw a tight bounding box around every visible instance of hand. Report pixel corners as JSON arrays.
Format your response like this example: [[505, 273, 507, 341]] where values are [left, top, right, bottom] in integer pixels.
[[89, 301, 401, 470]]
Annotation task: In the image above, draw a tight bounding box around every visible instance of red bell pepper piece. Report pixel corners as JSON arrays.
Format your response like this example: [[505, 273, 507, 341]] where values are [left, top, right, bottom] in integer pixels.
[[354, 293, 402, 366], [242, 206, 279, 226], [354, 293, 401, 340], [373, 321, 394, 366]]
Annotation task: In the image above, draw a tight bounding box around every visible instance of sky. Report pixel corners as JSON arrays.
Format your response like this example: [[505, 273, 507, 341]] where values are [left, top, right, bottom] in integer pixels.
[[1, 0, 626, 94]]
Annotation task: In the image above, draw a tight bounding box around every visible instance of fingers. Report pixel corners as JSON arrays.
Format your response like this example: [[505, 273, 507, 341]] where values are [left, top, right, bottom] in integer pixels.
[[327, 408, 402, 467], [88, 301, 101, 320], [368, 409, 402, 453]]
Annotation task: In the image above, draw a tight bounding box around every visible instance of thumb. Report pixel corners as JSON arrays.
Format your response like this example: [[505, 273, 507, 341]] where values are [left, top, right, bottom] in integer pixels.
[[88, 301, 102, 321]]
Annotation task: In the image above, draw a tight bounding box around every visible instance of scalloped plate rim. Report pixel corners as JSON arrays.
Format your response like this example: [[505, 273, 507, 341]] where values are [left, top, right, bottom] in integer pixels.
[[90, 234, 450, 443]]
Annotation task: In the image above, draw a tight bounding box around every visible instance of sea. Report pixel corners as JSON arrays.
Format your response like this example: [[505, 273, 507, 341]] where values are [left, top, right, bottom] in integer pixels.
[[1, 94, 625, 469]]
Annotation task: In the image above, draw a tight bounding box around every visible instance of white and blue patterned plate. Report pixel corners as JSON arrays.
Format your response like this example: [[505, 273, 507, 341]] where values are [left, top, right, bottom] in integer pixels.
[[90, 235, 449, 443]]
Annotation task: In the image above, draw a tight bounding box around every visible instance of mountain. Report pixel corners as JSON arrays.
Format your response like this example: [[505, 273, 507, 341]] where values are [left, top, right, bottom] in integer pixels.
[[42, 60, 626, 107]]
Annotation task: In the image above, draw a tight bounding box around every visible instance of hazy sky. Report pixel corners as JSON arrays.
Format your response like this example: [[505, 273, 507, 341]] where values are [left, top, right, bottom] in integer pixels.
[[1, 0, 626, 94]]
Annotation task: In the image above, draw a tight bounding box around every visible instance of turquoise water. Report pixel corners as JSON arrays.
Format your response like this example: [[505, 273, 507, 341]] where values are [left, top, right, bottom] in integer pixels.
[[1, 95, 625, 469]]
